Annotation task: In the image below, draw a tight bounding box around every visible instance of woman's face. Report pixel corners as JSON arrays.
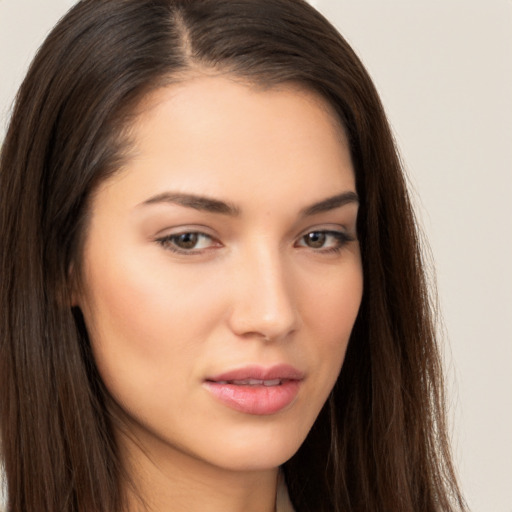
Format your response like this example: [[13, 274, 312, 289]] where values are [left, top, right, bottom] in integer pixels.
[[76, 76, 363, 473]]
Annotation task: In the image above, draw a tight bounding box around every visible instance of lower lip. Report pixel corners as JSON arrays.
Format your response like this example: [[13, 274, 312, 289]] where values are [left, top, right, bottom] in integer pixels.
[[203, 380, 301, 415]]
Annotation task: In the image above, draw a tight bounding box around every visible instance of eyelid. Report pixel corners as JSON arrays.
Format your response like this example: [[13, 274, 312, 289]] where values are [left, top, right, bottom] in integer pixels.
[[153, 223, 216, 238], [296, 223, 355, 240]]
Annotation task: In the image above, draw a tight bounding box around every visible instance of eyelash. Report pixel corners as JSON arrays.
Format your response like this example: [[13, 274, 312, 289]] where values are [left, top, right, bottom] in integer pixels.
[[296, 230, 355, 254], [156, 232, 219, 254], [156, 229, 355, 255]]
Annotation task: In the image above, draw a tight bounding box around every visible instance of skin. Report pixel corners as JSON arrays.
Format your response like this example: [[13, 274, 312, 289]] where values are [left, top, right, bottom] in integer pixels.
[[76, 75, 363, 512]]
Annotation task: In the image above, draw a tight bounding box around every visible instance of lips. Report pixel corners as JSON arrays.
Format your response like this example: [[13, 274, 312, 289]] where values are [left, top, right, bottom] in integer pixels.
[[203, 364, 304, 415]]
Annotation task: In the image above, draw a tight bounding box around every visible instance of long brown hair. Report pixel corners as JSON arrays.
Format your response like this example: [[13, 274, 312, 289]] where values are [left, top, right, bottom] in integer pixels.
[[0, 1, 466, 511]]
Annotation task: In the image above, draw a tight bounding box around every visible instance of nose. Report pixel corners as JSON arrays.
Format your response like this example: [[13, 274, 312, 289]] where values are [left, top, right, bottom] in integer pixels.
[[227, 244, 298, 342]]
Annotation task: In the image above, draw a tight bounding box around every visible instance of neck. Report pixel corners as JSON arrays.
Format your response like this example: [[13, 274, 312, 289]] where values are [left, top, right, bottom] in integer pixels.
[[118, 428, 279, 512]]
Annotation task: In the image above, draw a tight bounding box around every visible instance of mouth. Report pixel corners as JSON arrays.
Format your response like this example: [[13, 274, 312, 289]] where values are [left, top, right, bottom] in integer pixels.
[[206, 364, 304, 383], [208, 378, 287, 386], [203, 365, 303, 415]]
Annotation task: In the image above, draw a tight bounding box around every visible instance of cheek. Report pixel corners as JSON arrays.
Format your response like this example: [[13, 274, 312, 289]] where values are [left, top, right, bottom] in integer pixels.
[[80, 263, 218, 433], [317, 267, 361, 365], [78, 248, 225, 406], [83, 249, 218, 348], [297, 256, 363, 392], [304, 259, 363, 341]]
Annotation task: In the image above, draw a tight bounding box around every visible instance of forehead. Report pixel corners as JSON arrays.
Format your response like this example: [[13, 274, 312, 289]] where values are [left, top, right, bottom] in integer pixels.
[[131, 73, 348, 153], [94, 75, 355, 213]]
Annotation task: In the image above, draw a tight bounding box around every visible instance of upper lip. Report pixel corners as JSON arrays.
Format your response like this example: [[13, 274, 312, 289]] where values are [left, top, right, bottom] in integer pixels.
[[206, 364, 304, 383]]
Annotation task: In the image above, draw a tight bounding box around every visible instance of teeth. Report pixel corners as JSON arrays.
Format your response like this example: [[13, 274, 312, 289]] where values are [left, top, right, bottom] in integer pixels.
[[227, 379, 282, 386]]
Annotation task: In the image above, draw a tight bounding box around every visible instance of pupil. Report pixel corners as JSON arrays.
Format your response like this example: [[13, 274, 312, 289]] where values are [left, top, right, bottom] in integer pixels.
[[306, 232, 326, 248], [176, 233, 198, 249]]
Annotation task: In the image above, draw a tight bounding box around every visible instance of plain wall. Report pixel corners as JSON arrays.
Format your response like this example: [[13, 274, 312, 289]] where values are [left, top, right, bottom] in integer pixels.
[[1, 1, 511, 511]]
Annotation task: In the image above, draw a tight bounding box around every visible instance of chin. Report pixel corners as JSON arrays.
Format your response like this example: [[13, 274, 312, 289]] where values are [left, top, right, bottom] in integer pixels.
[[199, 423, 310, 472]]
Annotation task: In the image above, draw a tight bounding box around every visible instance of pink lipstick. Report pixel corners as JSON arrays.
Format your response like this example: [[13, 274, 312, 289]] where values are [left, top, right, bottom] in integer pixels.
[[203, 364, 303, 415]]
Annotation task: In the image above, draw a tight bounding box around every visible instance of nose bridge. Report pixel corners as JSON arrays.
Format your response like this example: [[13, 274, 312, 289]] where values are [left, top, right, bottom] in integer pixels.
[[229, 238, 297, 341]]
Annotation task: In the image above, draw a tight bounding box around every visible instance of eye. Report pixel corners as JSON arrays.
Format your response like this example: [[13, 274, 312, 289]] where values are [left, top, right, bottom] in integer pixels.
[[296, 230, 354, 252], [156, 231, 219, 253]]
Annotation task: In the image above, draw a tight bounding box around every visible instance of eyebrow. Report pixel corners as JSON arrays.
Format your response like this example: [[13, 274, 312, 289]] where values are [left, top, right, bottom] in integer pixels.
[[141, 192, 241, 215], [140, 190, 359, 216], [299, 191, 359, 216]]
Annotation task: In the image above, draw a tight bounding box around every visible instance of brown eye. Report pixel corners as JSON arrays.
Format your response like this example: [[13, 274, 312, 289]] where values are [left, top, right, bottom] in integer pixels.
[[157, 232, 218, 253], [296, 230, 354, 253], [174, 232, 199, 249], [303, 231, 327, 248]]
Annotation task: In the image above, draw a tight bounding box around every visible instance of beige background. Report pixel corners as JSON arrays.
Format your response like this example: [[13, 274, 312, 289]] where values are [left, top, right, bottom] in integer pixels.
[[1, 1, 511, 510]]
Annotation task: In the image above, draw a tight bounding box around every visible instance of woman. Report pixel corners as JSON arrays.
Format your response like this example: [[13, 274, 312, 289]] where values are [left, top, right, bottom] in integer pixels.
[[0, 0, 467, 511]]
